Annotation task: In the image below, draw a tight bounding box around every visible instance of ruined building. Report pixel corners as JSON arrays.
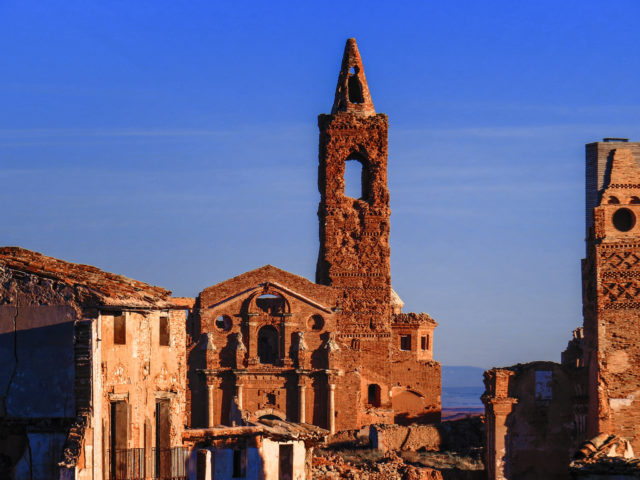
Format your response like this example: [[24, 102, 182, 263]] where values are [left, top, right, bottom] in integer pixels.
[[187, 38, 440, 436], [483, 139, 640, 479], [0, 38, 441, 479], [0, 247, 191, 479]]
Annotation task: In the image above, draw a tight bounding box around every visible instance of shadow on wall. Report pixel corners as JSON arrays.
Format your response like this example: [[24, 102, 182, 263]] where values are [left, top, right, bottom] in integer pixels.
[[0, 306, 76, 417], [0, 305, 76, 479]]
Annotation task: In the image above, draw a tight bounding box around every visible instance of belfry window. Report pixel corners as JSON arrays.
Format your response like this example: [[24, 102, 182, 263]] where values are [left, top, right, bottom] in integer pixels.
[[344, 155, 368, 200], [348, 65, 364, 104], [258, 326, 279, 365]]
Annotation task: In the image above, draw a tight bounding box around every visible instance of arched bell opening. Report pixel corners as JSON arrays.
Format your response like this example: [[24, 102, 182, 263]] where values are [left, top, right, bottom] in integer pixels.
[[344, 152, 371, 201]]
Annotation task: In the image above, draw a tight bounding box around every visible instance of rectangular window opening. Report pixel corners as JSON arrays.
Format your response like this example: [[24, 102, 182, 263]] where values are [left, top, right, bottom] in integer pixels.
[[278, 444, 293, 480], [114, 313, 126, 345], [535, 371, 553, 401], [233, 447, 246, 478], [159, 316, 170, 346], [400, 335, 411, 351]]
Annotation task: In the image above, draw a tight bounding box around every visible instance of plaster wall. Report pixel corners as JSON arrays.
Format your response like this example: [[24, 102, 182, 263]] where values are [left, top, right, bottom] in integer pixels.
[[100, 309, 187, 451]]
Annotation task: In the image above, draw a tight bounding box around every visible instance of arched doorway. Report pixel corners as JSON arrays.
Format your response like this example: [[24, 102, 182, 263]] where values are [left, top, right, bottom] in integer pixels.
[[367, 384, 381, 407], [258, 326, 279, 364]]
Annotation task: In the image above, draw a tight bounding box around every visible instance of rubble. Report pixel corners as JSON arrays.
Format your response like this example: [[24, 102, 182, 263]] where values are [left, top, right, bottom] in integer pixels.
[[570, 434, 640, 477], [312, 450, 444, 480]]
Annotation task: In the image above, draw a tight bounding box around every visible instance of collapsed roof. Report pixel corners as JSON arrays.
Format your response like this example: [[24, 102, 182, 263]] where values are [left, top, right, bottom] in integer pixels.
[[0, 246, 187, 309]]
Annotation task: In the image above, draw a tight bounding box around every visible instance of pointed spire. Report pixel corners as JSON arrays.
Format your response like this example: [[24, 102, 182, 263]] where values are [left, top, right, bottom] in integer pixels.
[[331, 38, 376, 116]]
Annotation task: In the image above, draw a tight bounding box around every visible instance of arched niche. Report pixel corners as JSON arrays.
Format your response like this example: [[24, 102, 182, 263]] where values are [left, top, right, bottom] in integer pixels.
[[247, 291, 290, 317], [257, 325, 279, 365], [367, 384, 381, 407], [255, 408, 286, 421]]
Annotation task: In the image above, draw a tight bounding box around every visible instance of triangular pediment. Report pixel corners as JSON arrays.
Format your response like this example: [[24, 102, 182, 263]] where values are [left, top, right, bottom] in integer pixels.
[[198, 265, 338, 313]]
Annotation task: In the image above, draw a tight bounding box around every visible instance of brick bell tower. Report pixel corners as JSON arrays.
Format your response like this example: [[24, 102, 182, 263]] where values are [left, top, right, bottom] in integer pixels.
[[316, 38, 391, 333], [583, 139, 640, 449]]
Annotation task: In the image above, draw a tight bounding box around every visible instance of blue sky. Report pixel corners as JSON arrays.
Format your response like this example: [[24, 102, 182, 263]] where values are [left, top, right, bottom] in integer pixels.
[[3, 1, 640, 368]]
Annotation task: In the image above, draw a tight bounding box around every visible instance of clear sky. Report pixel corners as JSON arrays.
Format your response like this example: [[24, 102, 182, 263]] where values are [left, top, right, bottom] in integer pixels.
[[3, 1, 640, 368]]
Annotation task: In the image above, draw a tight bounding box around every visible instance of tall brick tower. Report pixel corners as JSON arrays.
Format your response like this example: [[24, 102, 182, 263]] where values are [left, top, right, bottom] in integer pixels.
[[316, 38, 391, 333], [583, 139, 640, 448]]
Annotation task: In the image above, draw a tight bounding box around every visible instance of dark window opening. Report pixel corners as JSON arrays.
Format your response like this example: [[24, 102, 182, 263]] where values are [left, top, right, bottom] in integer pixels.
[[613, 208, 635, 232], [159, 316, 170, 346], [256, 294, 285, 315], [631, 196, 640, 204], [421, 336, 428, 350], [215, 315, 232, 331], [258, 326, 279, 365], [308, 315, 324, 331], [114, 313, 126, 345], [400, 335, 411, 351], [233, 448, 247, 478], [367, 384, 381, 407], [266, 393, 276, 405], [348, 66, 364, 104], [608, 196, 620, 204], [279, 444, 293, 480]]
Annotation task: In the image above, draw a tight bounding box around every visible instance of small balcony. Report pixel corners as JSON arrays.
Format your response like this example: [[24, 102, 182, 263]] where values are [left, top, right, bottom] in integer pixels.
[[107, 447, 189, 480]]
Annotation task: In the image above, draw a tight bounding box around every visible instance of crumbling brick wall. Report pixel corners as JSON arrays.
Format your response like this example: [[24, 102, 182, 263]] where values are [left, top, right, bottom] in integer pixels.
[[482, 362, 582, 480], [583, 145, 640, 450]]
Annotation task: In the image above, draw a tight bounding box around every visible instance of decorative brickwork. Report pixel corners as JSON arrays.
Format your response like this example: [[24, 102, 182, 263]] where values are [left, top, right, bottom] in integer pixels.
[[583, 145, 640, 449]]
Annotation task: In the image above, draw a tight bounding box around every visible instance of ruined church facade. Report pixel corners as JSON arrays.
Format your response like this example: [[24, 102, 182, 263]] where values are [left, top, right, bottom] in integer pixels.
[[188, 38, 441, 434], [0, 38, 440, 479]]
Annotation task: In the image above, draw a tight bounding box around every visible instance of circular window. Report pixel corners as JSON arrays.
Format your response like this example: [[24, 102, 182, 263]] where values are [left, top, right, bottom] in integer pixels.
[[214, 315, 232, 331], [613, 208, 636, 232], [307, 315, 324, 331]]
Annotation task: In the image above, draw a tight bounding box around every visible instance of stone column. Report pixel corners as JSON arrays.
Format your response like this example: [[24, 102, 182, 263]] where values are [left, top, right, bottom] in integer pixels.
[[298, 384, 306, 423], [237, 384, 244, 410], [328, 383, 336, 434], [197, 449, 212, 480], [482, 369, 516, 480], [282, 316, 294, 367], [207, 384, 215, 428]]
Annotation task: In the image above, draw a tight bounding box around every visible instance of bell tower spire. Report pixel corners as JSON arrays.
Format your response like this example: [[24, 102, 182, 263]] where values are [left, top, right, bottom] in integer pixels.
[[317, 39, 391, 333], [331, 38, 376, 116]]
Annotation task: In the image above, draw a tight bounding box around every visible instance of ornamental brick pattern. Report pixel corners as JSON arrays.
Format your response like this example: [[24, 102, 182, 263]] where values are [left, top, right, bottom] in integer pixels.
[[583, 144, 640, 449]]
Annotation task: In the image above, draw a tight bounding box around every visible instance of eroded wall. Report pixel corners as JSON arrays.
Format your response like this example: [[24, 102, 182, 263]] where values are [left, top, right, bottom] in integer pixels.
[[483, 362, 582, 480], [583, 146, 640, 449], [100, 309, 187, 455], [0, 267, 80, 479]]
